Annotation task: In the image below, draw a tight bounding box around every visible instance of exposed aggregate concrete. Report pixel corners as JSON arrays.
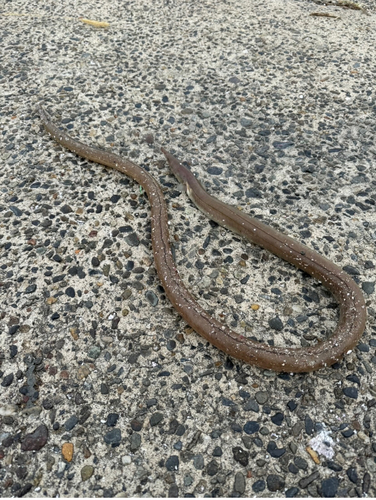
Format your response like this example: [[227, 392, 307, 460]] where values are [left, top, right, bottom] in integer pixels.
[[0, 0, 376, 497]]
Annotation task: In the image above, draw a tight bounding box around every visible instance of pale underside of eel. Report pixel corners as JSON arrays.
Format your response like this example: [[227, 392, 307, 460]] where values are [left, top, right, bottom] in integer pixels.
[[38, 104, 367, 373]]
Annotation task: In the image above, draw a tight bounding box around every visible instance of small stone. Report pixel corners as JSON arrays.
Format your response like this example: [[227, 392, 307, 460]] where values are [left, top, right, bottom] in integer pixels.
[[21, 424, 48, 451], [130, 433, 141, 451], [255, 391, 269, 404], [193, 454, 204, 470], [286, 487, 300, 497], [347, 467, 358, 484], [243, 399, 260, 412], [232, 446, 249, 466], [268, 316, 283, 331], [343, 387, 358, 399], [305, 415, 314, 435], [106, 413, 119, 427], [267, 474, 285, 492], [243, 421, 259, 435], [299, 471, 320, 489], [234, 472, 245, 494], [87, 345, 101, 359], [271, 412, 284, 426], [81, 465, 94, 481], [130, 419, 143, 431], [165, 455, 179, 471], [150, 412, 164, 426], [207, 460, 219, 476], [322, 477, 339, 497], [104, 428, 121, 446], [122, 455, 131, 465], [1, 373, 14, 387], [64, 415, 78, 431], [252, 479, 265, 493], [267, 441, 286, 458], [62, 443, 74, 462]]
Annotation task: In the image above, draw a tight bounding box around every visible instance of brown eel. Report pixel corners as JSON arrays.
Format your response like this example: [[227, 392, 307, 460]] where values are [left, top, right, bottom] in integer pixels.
[[38, 104, 367, 372]]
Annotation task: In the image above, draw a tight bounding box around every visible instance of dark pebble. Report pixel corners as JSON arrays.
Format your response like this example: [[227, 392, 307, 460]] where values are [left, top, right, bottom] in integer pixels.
[[130, 433, 141, 451], [343, 387, 358, 399], [64, 415, 78, 431], [125, 232, 139, 247], [267, 441, 286, 458], [207, 459, 219, 476], [131, 419, 143, 431], [232, 446, 249, 466], [285, 487, 300, 497], [243, 421, 260, 434], [104, 428, 121, 446], [362, 282, 375, 295], [287, 400, 297, 411], [165, 455, 179, 471], [268, 316, 283, 331], [24, 284, 37, 294], [168, 484, 179, 497], [106, 413, 119, 427], [342, 429, 354, 438], [1, 373, 14, 387], [327, 461, 343, 472], [271, 412, 284, 426], [145, 290, 158, 306], [267, 474, 285, 492], [322, 477, 339, 497], [298, 471, 320, 489], [14, 483, 32, 497], [10, 206, 23, 217], [362, 472, 370, 494], [212, 446, 222, 457], [150, 412, 164, 426], [60, 204, 73, 214], [243, 399, 260, 412], [65, 287, 75, 297], [21, 424, 48, 451], [347, 467, 358, 484], [193, 454, 204, 470], [252, 480, 265, 493], [305, 415, 314, 435], [294, 456, 308, 470]]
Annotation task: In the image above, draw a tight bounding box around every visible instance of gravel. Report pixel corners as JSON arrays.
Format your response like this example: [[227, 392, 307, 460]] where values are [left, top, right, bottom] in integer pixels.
[[1, 0, 375, 497]]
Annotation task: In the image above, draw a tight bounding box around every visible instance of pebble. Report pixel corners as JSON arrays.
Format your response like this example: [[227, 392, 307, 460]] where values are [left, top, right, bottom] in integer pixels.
[[165, 455, 179, 471], [21, 424, 48, 451], [150, 412, 164, 426], [130, 433, 141, 451], [255, 391, 269, 405], [64, 415, 78, 431], [62, 443, 74, 462], [81, 465, 94, 481], [232, 447, 249, 466], [299, 471, 320, 489], [267, 474, 285, 492], [243, 421, 259, 434], [207, 460, 219, 476], [252, 480, 265, 493], [271, 412, 284, 426], [104, 428, 121, 447], [343, 387, 358, 399], [106, 413, 119, 427], [321, 477, 339, 497], [233, 472, 245, 494]]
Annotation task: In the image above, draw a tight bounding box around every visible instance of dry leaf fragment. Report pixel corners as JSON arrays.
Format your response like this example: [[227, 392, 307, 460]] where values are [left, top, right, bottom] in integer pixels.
[[310, 12, 339, 18], [306, 445, 320, 464], [79, 18, 110, 28]]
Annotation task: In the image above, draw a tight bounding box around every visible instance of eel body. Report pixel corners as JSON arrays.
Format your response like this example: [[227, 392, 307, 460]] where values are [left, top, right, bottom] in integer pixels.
[[38, 105, 366, 372]]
